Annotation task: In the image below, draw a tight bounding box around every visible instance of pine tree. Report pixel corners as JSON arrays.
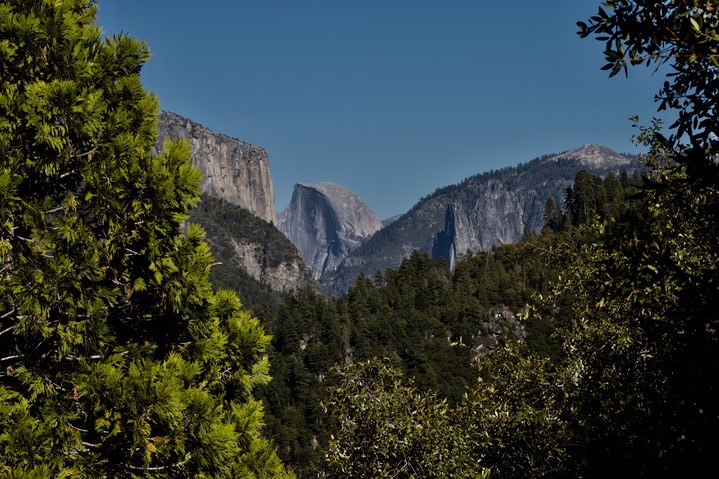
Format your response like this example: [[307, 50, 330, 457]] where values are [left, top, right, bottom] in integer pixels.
[[0, 1, 291, 476], [569, 170, 596, 225], [542, 197, 562, 231]]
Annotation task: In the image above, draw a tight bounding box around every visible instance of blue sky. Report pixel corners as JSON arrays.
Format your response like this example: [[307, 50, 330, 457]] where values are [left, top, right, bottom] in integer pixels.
[[97, 1, 667, 219]]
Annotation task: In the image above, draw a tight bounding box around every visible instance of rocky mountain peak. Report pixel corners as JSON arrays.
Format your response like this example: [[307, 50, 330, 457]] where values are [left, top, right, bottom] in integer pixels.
[[301, 182, 383, 237], [550, 144, 632, 169], [278, 182, 382, 279]]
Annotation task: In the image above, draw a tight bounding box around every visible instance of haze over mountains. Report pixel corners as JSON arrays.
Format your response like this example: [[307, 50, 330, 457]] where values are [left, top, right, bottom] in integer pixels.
[[156, 111, 639, 297]]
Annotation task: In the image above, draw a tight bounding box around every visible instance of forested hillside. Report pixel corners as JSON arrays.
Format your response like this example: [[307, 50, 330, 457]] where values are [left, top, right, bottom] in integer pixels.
[[189, 194, 319, 310], [253, 169, 644, 476]]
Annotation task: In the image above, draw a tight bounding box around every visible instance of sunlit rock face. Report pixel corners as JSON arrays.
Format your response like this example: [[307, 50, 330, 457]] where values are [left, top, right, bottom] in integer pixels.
[[550, 143, 634, 169], [157, 112, 319, 294], [278, 182, 383, 280], [323, 145, 639, 296], [156, 111, 277, 224], [432, 144, 636, 269], [431, 179, 532, 269]]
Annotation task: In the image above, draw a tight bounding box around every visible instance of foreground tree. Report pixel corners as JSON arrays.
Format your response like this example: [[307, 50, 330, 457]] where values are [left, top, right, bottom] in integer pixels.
[[0, 1, 290, 476], [578, 0, 719, 164], [546, 130, 719, 476], [324, 359, 484, 479], [459, 346, 569, 479], [550, 1, 719, 475]]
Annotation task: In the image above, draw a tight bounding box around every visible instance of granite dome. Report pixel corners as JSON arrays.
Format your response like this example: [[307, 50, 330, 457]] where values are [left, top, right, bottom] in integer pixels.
[[278, 182, 382, 279]]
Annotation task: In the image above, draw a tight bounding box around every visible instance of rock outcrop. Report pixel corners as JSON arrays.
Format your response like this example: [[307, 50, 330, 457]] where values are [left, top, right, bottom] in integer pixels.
[[432, 203, 473, 270], [156, 111, 276, 224], [472, 306, 527, 359], [278, 182, 383, 279], [551, 143, 630, 169], [189, 195, 319, 296]]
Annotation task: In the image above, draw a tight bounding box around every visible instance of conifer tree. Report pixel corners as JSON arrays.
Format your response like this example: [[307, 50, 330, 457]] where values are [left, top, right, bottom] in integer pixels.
[[569, 170, 596, 225], [542, 197, 562, 231], [0, 1, 291, 476]]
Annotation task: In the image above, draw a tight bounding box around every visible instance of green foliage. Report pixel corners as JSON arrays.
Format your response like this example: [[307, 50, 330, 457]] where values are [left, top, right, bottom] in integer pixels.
[[0, 1, 290, 476], [460, 346, 569, 479], [256, 289, 341, 475], [569, 2, 719, 474], [544, 142, 719, 476], [317, 155, 716, 477], [552, 168, 642, 231], [260, 238, 565, 475], [259, 165, 673, 476], [324, 359, 482, 478]]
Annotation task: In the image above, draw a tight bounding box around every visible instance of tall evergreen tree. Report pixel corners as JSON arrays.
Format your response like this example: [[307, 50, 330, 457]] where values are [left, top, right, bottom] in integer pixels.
[[542, 197, 562, 231], [0, 1, 290, 476], [569, 170, 595, 225]]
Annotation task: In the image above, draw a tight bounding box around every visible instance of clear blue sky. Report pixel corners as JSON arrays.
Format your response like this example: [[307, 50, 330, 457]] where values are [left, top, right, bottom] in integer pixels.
[[97, 1, 667, 219]]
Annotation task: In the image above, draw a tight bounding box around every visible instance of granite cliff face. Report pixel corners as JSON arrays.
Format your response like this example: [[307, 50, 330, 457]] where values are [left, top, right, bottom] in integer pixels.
[[278, 182, 383, 279], [432, 144, 638, 268], [156, 111, 276, 224], [156, 112, 318, 297], [431, 177, 545, 269], [323, 145, 639, 295], [431, 203, 473, 270]]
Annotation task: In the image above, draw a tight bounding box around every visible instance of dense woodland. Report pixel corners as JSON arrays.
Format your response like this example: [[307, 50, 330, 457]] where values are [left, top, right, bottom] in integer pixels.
[[239, 169, 644, 476], [2, 1, 719, 478]]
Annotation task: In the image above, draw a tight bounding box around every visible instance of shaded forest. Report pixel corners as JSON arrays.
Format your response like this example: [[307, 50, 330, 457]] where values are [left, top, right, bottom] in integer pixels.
[[219, 170, 647, 476]]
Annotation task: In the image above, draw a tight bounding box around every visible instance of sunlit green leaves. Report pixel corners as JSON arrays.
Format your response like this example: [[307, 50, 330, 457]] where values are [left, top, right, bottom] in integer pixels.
[[325, 359, 482, 478], [0, 1, 290, 476]]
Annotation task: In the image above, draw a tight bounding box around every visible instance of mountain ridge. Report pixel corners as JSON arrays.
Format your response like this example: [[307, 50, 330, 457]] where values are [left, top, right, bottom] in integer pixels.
[[320, 145, 640, 295]]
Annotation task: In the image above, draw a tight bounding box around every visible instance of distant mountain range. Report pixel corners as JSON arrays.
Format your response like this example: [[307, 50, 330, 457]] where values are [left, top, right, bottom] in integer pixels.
[[318, 145, 639, 295], [156, 112, 640, 299]]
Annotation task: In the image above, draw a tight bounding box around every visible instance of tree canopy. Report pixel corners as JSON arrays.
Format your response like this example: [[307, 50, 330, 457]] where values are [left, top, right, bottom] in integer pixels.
[[0, 1, 290, 476]]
